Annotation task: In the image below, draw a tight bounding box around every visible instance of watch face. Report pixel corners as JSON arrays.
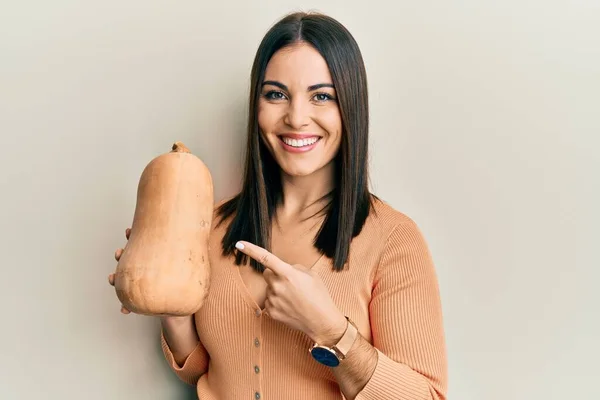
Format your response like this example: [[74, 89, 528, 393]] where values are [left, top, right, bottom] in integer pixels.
[[310, 346, 340, 367]]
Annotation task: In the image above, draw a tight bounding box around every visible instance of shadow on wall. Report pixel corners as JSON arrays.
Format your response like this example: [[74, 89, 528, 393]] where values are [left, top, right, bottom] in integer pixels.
[[153, 333, 198, 400], [183, 77, 249, 204]]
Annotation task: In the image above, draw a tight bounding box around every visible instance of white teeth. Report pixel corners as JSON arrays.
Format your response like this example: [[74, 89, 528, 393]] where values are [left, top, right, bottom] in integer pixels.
[[282, 137, 319, 147]]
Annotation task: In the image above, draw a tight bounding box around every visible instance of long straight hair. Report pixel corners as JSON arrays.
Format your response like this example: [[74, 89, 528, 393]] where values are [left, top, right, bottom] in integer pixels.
[[216, 11, 374, 272]]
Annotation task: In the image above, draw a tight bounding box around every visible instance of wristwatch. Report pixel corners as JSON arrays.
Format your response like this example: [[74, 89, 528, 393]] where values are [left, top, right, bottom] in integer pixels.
[[309, 316, 358, 367]]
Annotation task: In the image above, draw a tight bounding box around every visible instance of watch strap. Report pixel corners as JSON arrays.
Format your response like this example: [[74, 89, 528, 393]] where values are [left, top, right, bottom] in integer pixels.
[[333, 316, 358, 359]]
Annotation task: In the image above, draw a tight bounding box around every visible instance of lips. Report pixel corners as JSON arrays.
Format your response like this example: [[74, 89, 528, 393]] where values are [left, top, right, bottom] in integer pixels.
[[277, 134, 322, 152], [278, 133, 320, 139], [280, 136, 320, 148]]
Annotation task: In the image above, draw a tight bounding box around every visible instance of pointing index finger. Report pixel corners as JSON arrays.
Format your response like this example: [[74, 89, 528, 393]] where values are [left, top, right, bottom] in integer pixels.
[[235, 241, 289, 275]]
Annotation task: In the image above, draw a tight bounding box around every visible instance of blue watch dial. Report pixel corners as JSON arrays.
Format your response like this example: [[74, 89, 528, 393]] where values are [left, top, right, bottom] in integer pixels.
[[310, 346, 340, 367]]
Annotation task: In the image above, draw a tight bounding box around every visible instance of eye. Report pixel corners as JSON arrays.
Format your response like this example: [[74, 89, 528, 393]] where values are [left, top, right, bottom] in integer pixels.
[[263, 90, 287, 101], [313, 92, 335, 102]]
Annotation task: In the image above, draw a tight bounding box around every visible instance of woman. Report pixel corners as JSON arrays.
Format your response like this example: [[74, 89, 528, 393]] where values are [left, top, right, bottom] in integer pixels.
[[109, 11, 447, 400]]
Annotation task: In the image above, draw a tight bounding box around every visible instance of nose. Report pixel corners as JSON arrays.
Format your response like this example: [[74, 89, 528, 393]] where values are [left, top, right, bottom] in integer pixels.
[[283, 98, 310, 129]]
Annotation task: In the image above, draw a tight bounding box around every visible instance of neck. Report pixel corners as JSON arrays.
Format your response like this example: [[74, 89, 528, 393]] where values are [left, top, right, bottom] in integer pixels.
[[278, 163, 335, 220]]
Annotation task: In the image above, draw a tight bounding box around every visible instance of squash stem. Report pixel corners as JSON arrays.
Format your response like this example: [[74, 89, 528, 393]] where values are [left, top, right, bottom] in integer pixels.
[[171, 142, 191, 153]]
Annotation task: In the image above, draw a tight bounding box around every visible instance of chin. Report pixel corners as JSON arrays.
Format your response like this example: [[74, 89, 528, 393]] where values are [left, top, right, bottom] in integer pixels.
[[279, 163, 319, 177]]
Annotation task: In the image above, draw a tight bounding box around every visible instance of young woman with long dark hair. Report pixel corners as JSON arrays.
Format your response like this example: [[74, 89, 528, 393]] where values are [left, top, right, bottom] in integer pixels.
[[110, 11, 447, 400]]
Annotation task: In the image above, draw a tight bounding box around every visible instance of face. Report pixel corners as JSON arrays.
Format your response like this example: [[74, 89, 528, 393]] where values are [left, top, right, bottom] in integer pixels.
[[258, 42, 342, 178]]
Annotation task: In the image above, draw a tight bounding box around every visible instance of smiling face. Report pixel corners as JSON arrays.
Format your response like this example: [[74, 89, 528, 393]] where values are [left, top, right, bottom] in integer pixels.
[[257, 42, 342, 178]]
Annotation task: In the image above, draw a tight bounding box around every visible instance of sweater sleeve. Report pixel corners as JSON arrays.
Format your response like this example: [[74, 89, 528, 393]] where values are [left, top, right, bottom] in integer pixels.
[[160, 328, 209, 386], [355, 220, 448, 400]]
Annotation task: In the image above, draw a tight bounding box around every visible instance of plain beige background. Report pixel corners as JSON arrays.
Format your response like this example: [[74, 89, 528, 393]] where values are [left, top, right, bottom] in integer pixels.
[[0, 1, 596, 399]]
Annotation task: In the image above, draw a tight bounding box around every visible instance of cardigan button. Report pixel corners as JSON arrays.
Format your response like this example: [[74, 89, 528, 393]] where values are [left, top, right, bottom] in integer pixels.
[[254, 392, 261, 399]]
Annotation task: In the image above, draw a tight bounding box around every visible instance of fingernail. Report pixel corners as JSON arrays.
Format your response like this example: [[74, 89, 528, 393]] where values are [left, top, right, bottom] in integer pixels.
[[235, 242, 244, 250]]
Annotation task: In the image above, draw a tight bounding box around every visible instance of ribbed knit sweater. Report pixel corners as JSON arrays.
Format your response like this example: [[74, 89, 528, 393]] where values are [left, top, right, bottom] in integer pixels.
[[161, 198, 448, 399]]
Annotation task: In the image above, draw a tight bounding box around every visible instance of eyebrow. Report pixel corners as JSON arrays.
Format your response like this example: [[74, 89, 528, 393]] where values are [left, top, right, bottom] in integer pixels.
[[262, 80, 335, 92]]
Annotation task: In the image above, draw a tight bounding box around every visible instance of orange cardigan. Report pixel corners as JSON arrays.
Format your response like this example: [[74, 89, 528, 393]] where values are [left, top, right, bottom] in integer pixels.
[[161, 198, 448, 399]]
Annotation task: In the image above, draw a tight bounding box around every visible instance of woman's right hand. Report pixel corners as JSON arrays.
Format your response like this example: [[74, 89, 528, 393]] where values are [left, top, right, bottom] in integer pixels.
[[108, 227, 132, 314], [107, 228, 193, 322], [108, 226, 199, 363]]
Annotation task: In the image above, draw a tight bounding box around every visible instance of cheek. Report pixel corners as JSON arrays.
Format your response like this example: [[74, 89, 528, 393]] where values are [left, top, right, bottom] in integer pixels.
[[257, 104, 280, 135], [320, 109, 342, 141], [257, 105, 267, 132]]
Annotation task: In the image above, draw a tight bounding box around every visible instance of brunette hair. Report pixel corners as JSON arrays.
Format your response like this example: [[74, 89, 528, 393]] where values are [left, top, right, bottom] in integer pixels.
[[216, 11, 374, 272]]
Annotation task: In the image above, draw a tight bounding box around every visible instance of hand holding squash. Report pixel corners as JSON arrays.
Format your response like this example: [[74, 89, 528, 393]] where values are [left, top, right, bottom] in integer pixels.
[[107, 227, 133, 314]]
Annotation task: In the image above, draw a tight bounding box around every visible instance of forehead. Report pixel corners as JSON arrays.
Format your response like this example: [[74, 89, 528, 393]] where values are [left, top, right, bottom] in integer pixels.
[[264, 42, 333, 86]]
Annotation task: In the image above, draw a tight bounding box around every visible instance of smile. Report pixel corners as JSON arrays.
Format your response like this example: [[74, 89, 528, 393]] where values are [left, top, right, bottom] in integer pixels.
[[277, 135, 322, 153], [281, 136, 319, 147]]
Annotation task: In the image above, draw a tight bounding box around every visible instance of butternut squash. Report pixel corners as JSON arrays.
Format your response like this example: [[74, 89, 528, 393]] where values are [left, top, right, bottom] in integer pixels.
[[114, 141, 213, 316]]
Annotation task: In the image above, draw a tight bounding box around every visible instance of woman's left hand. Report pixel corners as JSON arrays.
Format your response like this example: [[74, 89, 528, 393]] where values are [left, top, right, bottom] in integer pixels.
[[235, 241, 348, 346]]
